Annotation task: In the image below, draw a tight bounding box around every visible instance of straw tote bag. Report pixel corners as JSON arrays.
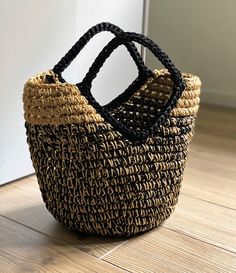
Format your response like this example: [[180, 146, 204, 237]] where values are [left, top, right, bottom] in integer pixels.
[[23, 22, 201, 236]]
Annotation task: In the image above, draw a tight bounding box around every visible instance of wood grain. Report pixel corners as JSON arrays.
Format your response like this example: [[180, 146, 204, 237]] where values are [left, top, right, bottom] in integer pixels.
[[187, 143, 236, 182], [0, 176, 125, 258], [181, 133, 236, 210], [182, 167, 236, 209], [102, 226, 236, 273], [195, 104, 236, 141], [0, 216, 125, 273], [163, 195, 236, 253], [181, 104, 236, 209]]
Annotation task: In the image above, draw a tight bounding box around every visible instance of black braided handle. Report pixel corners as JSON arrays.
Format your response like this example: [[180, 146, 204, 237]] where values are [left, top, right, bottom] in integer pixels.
[[79, 32, 186, 144], [52, 22, 152, 81]]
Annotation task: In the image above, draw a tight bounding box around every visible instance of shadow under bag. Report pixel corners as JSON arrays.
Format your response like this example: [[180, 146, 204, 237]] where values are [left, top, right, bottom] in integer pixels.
[[23, 22, 201, 236]]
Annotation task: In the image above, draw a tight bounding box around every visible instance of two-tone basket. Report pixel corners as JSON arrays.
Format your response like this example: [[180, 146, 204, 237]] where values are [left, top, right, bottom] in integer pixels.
[[23, 22, 201, 236]]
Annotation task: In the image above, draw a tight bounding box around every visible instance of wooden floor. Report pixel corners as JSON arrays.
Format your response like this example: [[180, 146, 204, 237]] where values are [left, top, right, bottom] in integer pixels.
[[1, 104, 236, 273]]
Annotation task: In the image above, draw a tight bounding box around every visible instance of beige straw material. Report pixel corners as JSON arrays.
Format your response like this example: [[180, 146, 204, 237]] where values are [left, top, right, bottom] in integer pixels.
[[23, 69, 201, 126]]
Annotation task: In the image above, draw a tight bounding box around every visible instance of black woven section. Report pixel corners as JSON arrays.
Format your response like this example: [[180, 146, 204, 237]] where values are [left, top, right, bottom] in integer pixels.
[[25, 111, 194, 236]]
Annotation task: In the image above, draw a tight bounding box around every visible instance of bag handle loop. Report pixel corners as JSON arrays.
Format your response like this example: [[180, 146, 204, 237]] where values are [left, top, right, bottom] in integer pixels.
[[52, 22, 152, 81], [78, 32, 186, 144]]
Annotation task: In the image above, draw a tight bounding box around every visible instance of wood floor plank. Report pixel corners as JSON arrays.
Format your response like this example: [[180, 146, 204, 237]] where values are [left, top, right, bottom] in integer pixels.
[[163, 195, 236, 253], [0, 216, 125, 273], [195, 104, 236, 141], [187, 136, 236, 182], [191, 131, 236, 165], [102, 227, 236, 273], [0, 177, 125, 259], [182, 167, 236, 209], [181, 119, 236, 208]]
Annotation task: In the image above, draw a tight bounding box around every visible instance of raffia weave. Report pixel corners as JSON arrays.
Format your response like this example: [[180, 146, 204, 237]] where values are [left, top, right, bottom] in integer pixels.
[[23, 69, 201, 236]]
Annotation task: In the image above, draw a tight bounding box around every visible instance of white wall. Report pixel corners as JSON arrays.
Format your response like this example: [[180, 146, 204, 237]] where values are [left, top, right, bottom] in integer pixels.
[[0, 0, 145, 184], [147, 0, 236, 108]]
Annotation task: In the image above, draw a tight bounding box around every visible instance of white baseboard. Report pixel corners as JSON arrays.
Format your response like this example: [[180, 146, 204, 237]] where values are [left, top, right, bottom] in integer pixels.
[[201, 88, 236, 108]]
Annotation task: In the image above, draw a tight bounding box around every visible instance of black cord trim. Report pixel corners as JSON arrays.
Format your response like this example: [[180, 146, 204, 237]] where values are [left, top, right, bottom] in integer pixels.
[[77, 32, 185, 144], [52, 22, 152, 79], [50, 23, 185, 144]]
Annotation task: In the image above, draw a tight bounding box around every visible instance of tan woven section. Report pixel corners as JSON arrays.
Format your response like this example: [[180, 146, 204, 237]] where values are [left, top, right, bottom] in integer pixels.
[[23, 71, 104, 125], [137, 69, 201, 117], [23, 69, 201, 125]]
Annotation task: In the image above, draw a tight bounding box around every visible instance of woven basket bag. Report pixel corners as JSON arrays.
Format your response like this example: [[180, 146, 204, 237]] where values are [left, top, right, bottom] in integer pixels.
[[23, 23, 201, 236]]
